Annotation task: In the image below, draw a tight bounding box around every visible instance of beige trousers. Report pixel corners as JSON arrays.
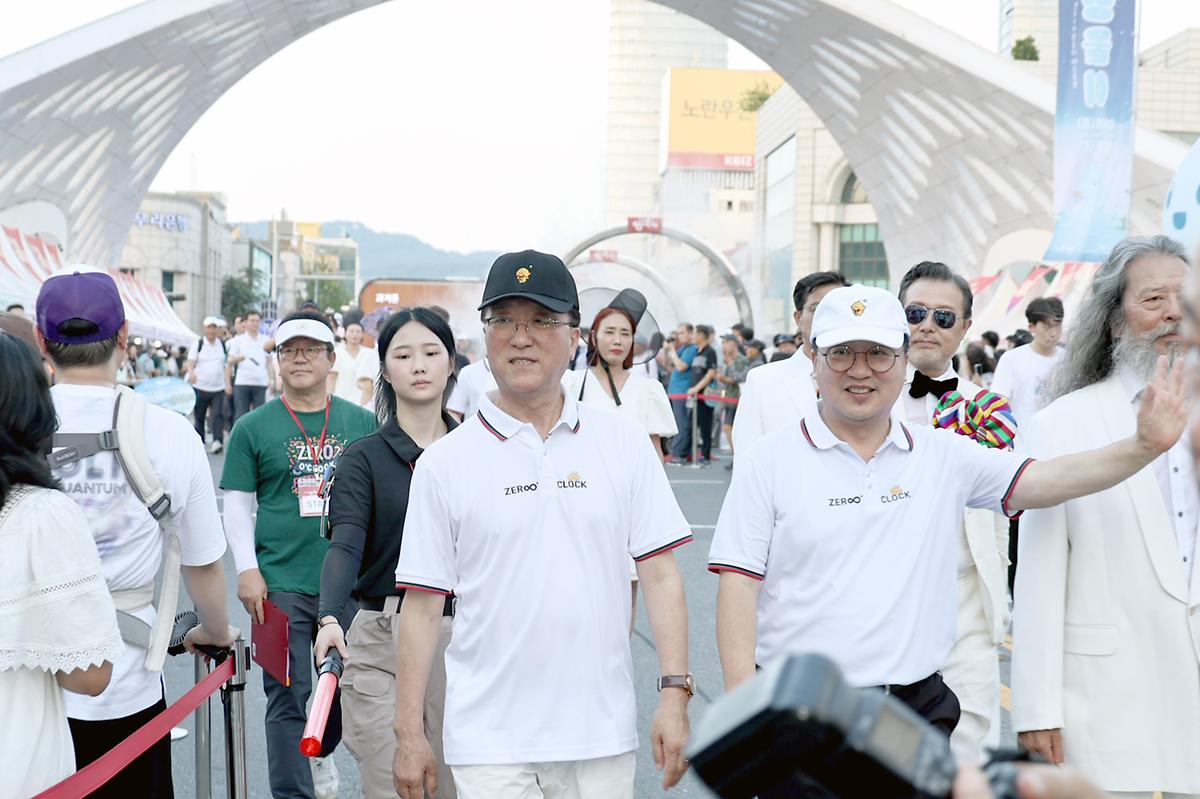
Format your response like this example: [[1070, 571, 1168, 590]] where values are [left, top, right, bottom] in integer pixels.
[[942, 568, 1001, 764], [341, 609, 455, 799], [451, 752, 636, 799]]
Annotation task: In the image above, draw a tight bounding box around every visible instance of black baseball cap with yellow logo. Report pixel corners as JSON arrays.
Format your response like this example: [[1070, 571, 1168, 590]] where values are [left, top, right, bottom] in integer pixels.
[[477, 250, 579, 313]]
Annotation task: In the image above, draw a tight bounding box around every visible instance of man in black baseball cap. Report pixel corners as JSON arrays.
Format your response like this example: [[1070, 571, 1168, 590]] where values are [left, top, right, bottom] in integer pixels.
[[477, 249, 580, 315], [393, 249, 694, 797]]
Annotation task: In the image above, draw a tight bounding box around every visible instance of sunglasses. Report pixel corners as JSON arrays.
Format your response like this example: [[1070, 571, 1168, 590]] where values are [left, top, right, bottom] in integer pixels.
[[904, 305, 958, 330]]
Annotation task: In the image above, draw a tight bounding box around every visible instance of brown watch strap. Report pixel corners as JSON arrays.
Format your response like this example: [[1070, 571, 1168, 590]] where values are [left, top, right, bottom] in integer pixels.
[[657, 674, 694, 695]]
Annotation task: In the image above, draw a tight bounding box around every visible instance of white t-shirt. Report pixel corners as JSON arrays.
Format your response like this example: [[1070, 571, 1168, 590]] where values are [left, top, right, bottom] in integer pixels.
[[227, 332, 269, 387], [562, 368, 677, 437], [708, 409, 1031, 686], [0, 486, 123, 796], [395, 391, 692, 765], [330, 343, 375, 405], [446, 358, 497, 420], [49, 384, 228, 720], [187, 336, 228, 393], [989, 345, 1063, 431]]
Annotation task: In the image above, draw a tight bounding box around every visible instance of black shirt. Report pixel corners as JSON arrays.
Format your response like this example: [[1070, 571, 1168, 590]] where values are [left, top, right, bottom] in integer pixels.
[[318, 413, 457, 622], [689, 345, 718, 388]]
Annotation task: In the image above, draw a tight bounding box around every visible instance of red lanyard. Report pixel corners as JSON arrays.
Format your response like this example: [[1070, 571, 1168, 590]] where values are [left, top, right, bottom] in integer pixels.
[[282, 397, 331, 469]]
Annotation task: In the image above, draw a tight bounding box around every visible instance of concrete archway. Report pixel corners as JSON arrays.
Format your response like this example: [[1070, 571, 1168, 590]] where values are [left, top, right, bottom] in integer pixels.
[[0, 0, 1186, 283], [565, 252, 687, 326], [563, 225, 752, 328]]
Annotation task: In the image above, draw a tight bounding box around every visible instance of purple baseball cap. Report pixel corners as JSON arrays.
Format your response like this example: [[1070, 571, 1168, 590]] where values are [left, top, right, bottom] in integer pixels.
[[36, 270, 126, 344]]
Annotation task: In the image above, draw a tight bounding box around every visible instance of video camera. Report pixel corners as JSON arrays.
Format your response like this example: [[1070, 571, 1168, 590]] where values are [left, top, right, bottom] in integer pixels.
[[686, 653, 1022, 799]]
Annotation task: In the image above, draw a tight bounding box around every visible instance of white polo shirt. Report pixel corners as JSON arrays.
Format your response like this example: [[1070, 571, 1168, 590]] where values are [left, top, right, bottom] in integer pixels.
[[446, 358, 497, 420], [708, 407, 1032, 687], [396, 389, 692, 765]]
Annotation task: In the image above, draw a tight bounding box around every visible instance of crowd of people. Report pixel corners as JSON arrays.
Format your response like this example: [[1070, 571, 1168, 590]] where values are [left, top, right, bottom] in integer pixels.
[[0, 234, 1195, 799]]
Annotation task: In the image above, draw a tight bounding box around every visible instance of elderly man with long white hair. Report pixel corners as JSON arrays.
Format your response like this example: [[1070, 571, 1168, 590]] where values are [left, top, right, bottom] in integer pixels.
[[1012, 234, 1200, 799]]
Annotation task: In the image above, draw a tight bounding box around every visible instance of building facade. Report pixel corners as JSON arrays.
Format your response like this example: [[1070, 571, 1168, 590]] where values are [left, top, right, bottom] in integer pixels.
[[750, 3, 1200, 336], [119, 191, 235, 333], [603, 0, 726, 228]]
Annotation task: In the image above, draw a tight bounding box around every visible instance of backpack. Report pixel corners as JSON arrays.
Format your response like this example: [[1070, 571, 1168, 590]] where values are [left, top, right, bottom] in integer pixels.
[[46, 386, 182, 672], [196, 336, 228, 358]]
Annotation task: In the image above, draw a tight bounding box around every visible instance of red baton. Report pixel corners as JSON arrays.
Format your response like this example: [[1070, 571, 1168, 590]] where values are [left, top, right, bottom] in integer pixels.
[[300, 650, 344, 757]]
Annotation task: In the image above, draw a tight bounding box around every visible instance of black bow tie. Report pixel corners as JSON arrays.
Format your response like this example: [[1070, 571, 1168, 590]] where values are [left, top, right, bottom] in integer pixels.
[[909, 371, 958, 400]]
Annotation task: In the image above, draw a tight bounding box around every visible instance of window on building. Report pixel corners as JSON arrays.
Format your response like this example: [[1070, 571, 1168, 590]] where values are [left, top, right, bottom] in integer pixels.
[[161, 271, 175, 292], [739, 199, 754, 213], [840, 172, 870, 204], [837, 224, 888, 288]]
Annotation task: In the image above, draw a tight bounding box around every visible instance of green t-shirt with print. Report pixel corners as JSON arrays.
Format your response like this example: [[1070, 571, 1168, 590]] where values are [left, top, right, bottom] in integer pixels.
[[221, 396, 377, 594]]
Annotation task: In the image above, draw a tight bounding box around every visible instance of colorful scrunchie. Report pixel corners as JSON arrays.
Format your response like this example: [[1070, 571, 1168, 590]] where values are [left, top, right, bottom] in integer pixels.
[[932, 389, 1017, 450]]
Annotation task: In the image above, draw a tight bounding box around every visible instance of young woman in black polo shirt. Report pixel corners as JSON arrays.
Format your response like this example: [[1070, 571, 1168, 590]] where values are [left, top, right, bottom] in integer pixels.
[[314, 307, 459, 799]]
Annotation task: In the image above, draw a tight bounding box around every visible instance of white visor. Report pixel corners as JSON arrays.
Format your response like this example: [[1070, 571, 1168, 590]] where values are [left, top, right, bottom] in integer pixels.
[[275, 318, 335, 348]]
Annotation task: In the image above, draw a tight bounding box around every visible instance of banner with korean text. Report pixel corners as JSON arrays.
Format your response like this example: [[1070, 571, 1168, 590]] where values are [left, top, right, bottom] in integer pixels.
[[1045, 0, 1137, 262]]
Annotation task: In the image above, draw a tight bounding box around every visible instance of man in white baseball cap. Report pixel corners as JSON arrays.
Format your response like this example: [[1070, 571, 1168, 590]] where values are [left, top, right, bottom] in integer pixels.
[[709, 285, 1187, 792]]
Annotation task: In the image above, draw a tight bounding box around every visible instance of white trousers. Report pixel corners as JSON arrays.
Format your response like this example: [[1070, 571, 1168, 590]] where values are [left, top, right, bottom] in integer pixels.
[[942, 568, 1001, 764], [451, 752, 636, 799]]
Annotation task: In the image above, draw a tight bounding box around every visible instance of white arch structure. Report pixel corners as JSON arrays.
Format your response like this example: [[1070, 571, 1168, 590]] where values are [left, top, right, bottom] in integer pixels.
[[0, 0, 1186, 279]]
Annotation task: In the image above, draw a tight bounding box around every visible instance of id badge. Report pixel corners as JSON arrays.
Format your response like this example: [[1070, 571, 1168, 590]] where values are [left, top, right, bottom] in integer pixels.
[[297, 477, 324, 518]]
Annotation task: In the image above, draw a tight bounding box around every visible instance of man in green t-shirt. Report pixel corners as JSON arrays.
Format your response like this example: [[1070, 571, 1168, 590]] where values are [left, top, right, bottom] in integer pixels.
[[221, 310, 376, 799]]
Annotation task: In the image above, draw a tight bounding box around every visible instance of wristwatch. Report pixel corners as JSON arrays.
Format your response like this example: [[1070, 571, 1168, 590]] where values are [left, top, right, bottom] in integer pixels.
[[657, 674, 696, 696]]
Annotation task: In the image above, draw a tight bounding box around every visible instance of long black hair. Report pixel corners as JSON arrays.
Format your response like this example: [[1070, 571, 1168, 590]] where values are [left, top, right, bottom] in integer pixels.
[[0, 333, 60, 509], [373, 307, 457, 424]]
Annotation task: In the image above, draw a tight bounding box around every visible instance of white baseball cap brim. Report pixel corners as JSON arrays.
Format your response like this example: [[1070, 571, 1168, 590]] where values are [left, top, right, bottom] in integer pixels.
[[275, 318, 335, 348], [813, 325, 905, 349]]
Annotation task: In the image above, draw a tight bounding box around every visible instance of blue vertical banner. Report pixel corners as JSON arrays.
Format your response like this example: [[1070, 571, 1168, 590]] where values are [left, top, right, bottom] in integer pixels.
[[1045, 0, 1137, 262]]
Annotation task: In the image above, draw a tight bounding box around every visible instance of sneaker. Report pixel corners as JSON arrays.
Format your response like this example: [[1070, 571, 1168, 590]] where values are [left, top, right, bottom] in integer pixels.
[[311, 755, 339, 799], [208, 440, 223, 455]]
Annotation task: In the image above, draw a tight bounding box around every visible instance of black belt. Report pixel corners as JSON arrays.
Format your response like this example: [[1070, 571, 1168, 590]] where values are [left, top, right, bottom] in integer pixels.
[[358, 594, 455, 617], [869, 671, 940, 696]]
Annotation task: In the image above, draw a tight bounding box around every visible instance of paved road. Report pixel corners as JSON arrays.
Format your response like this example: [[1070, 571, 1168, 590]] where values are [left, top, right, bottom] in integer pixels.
[[162, 447, 1016, 797]]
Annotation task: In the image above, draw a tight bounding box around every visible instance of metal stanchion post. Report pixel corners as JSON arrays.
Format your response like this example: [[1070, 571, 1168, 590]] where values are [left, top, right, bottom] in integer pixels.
[[222, 638, 251, 799], [688, 395, 701, 468], [194, 655, 211, 799]]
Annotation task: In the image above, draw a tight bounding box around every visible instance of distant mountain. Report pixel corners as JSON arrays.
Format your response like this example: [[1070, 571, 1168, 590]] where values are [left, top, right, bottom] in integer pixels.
[[233, 220, 499, 282]]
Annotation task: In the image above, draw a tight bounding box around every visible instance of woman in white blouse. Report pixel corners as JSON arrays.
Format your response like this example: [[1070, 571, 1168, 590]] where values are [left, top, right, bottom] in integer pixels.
[[563, 292, 677, 451], [562, 291, 677, 625], [0, 333, 122, 797]]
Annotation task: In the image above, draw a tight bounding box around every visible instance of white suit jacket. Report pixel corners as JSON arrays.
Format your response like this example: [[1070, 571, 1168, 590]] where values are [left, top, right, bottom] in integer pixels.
[[900, 367, 1011, 645], [1012, 375, 1200, 792], [730, 354, 816, 451]]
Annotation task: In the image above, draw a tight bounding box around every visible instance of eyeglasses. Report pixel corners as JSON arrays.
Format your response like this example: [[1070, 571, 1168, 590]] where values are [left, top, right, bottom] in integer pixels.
[[821, 345, 901, 373], [904, 304, 959, 329], [483, 315, 576, 337], [278, 344, 329, 361]]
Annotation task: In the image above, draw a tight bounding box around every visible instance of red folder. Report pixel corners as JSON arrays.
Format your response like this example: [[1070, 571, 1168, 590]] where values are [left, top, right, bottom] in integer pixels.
[[252, 598, 291, 687]]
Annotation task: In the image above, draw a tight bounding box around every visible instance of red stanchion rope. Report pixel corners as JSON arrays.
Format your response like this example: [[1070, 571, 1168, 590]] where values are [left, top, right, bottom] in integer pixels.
[[666, 393, 739, 404], [33, 657, 236, 799]]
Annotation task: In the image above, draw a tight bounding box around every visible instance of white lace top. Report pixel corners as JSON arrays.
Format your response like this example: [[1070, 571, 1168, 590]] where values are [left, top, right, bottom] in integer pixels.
[[0, 484, 123, 796]]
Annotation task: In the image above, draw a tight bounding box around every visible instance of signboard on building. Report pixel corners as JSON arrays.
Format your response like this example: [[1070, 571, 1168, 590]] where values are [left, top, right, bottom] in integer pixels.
[[661, 68, 784, 172], [626, 217, 663, 234], [588, 249, 619, 262]]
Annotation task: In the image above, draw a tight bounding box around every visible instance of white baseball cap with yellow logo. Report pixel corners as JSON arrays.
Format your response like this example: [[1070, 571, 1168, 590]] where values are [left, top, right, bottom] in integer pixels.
[[809, 285, 908, 349]]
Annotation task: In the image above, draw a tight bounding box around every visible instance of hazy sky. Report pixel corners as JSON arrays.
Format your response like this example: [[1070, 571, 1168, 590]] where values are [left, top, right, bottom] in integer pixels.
[[3, 1, 1198, 254]]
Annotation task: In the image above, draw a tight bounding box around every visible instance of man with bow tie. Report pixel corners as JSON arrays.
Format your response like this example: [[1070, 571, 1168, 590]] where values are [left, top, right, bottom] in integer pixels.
[[897, 261, 1014, 764]]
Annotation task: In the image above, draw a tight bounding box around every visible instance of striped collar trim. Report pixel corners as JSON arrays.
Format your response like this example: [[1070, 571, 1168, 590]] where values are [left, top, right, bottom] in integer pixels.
[[476, 388, 582, 441], [800, 412, 913, 453]]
